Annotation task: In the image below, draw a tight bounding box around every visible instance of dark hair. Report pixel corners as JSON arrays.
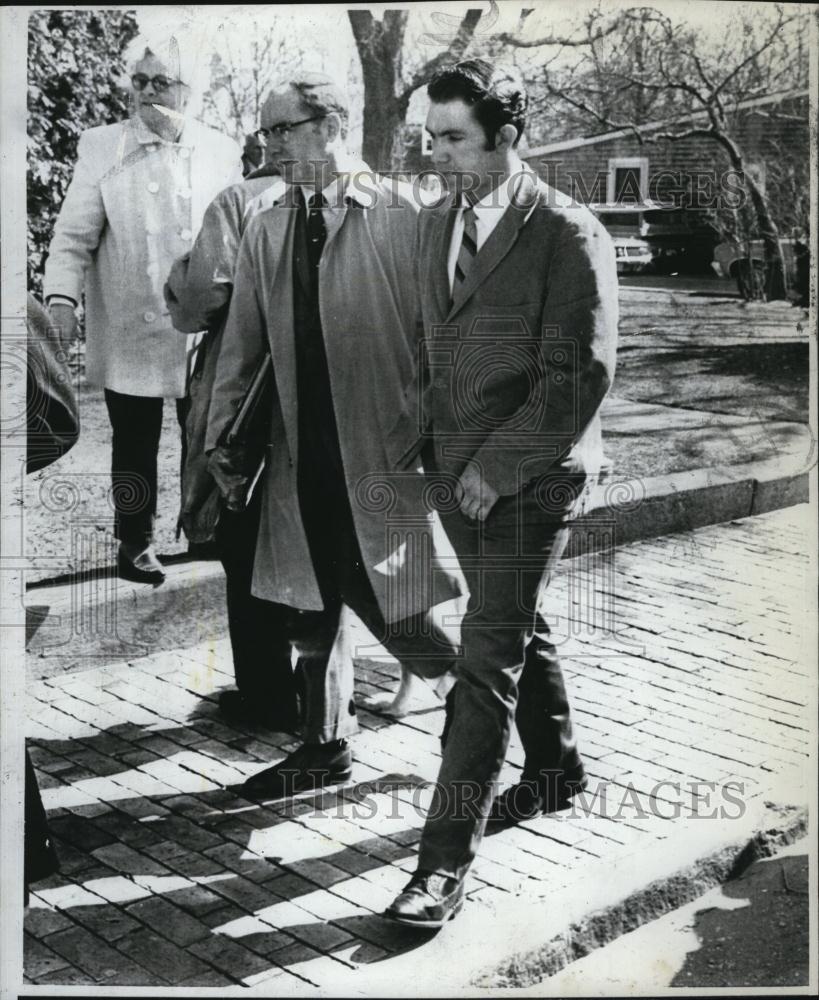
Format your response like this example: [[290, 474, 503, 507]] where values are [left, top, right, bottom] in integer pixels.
[[290, 73, 349, 138], [427, 58, 527, 149]]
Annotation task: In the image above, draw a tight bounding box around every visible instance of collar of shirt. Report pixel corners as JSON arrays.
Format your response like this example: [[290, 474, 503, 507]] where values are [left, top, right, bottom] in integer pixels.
[[447, 173, 524, 291], [461, 173, 522, 238], [296, 159, 378, 213]]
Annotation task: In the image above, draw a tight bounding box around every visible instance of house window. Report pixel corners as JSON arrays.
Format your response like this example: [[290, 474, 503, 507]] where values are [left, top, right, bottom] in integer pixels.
[[608, 157, 648, 204]]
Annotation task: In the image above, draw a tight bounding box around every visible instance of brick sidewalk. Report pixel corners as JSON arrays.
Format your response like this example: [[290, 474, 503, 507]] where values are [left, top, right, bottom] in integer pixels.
[[24, 506, 812, 990]]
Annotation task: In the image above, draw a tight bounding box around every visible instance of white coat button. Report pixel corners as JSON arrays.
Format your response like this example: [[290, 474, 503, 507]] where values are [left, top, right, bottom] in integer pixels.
[[178, 187, 192, 199], [180, 228, 193, 241], [147, 181, 160, 194], [146, 262, 159, 276], [143, 310, 157, 323]]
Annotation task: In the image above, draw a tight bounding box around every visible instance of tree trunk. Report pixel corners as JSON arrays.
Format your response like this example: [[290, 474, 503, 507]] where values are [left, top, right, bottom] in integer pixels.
[[713, 131, 786, 300], [744, 175, 787, 300], [350, 8, 482, 172], [350, 11, 409, 172], [360, 81, 405, 171]]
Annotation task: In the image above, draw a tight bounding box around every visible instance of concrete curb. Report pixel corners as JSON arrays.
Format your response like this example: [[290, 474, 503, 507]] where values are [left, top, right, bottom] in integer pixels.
[[25, 459, 810, 678], [472, 801, 808, 989], [335, 794, 808, 994], [572, 460, 810, 554]]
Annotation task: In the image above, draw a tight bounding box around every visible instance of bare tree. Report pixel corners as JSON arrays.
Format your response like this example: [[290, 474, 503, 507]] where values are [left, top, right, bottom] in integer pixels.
[[504, 3, 810, 299], [348, 8, 484, 170], [202, 22, 309, 142]]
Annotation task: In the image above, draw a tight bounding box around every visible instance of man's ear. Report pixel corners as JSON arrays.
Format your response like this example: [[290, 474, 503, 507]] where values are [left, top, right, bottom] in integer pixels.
[[496, 123, 518, 151]]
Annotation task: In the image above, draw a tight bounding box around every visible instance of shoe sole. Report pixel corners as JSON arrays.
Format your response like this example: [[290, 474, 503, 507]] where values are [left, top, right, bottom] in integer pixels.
[[489, 780, 589, 824], [385, 896, 464, 929], [243, 770, 353, 801], [117, 558, 165, 585]]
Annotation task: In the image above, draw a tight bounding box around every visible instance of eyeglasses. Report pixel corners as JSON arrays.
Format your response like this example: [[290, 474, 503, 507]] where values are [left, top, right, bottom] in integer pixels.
[[131, 73, 185, 93], [254, 115, 327, 142]]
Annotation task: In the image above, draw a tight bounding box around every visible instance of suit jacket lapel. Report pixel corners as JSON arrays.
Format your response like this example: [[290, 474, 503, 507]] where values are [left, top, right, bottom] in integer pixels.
[[431, 202, 458, 324], [446, 172, 540, 321]]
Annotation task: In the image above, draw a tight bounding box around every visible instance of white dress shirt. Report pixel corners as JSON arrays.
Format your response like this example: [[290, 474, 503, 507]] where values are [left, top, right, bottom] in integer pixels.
[[447, 174, 522, 292]]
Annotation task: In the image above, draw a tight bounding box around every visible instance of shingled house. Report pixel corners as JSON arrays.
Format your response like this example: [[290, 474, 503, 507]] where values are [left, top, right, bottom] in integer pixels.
[[520, 89, 810, 273]]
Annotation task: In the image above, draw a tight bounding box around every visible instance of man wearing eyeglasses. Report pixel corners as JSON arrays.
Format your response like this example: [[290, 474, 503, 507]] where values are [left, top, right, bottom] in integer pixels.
[[204, 74, 462, 799], [44, 35, 241, 583]]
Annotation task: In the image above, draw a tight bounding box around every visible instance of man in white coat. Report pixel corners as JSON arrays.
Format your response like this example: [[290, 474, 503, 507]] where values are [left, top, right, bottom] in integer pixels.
[[44, 31, 241, 582]]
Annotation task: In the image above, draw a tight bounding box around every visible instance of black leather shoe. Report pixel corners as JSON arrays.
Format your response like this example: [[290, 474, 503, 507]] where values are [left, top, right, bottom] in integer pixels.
[[218, 690, 299, 734], [241, 741, 352, 800], [385, 870, 465, 929], [489, 765, 588, 824], [117, 544, 166, 584]]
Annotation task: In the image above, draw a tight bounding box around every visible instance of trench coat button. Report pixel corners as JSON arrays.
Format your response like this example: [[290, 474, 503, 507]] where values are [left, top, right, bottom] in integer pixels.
[[143, 310, 157, 323], [146, 263, 159, 276], [147, 181, 160, 194], [180, 228, 193, 241], [178, 187, 192, 199]]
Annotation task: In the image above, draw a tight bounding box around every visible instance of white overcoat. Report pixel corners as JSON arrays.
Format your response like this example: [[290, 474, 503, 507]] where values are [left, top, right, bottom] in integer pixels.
[[43, 115, 241, 398]]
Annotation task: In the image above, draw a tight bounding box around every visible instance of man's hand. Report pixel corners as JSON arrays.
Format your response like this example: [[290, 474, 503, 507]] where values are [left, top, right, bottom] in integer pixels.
[[457, 461, 499, 521], [207, 446, 250, 512], [48, 303, 78, 347]]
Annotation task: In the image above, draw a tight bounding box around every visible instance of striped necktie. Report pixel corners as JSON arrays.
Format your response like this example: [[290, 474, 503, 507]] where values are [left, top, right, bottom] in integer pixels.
[[453, 196, 478, 294]]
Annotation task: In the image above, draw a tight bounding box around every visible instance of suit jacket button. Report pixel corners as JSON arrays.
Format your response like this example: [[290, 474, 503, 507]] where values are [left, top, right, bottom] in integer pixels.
[[143, 310, 157, 322]]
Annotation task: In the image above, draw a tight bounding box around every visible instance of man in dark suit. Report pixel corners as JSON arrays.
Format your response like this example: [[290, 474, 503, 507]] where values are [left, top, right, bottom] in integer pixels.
[[386, 59, 618, 927]]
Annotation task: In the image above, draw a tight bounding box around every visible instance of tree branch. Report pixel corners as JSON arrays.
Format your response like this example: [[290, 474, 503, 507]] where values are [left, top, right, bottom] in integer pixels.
[[402, 8, 483, 99], [713, 6, 789, 99], [497, 15, 621, 48]]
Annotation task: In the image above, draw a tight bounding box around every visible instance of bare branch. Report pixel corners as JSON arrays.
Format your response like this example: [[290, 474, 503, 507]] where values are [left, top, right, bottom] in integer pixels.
[[402, 9, 483, 99], [497, 17, 620, 48], [713, 6, 790, 99], [542, 85, 646, 142]]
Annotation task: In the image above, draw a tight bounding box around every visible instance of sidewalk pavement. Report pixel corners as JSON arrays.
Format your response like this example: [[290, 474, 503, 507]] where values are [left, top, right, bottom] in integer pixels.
[[24, 505, 813, 991], [25, 405, 811, 678]]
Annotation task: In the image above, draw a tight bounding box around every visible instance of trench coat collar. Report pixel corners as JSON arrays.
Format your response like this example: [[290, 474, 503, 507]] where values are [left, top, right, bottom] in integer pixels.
[[270, 158, 379, 209], [273, 157, 380, 250], [445, 164, 540, 320]]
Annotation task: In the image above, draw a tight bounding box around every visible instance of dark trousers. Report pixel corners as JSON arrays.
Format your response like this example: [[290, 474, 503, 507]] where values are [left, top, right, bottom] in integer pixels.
[[216, 486, 300, 719], [284, 462, 456, 743], [418, 476, 586, 880], [104, 389, 186, 549]]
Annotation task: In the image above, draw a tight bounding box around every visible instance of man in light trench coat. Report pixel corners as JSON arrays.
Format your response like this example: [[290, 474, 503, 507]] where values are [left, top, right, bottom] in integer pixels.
[[205, 74, 462, 797], [44, 33, 241, 582]]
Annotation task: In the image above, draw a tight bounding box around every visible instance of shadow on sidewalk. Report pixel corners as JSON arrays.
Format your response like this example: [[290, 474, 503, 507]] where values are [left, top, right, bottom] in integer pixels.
[[25, 690, 439, 986]]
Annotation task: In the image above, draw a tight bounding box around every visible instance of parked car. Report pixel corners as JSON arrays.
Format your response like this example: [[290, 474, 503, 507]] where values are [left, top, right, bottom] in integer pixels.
[[712, 238, 809, 304], [613, 236, 654, 274]]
